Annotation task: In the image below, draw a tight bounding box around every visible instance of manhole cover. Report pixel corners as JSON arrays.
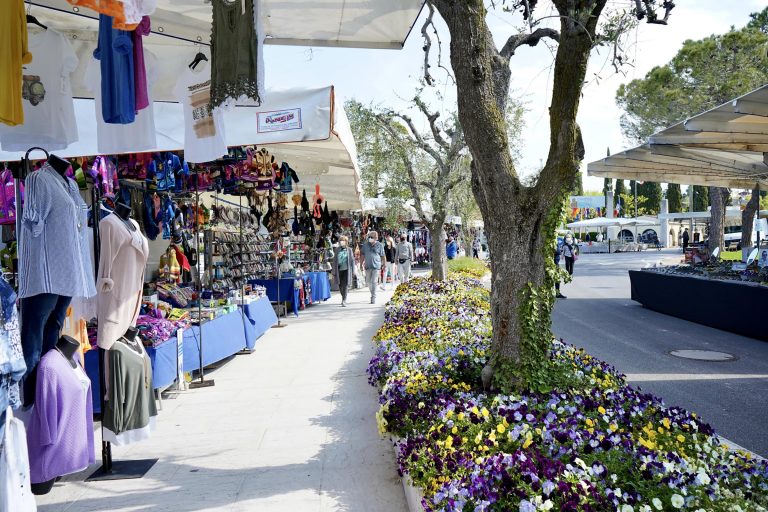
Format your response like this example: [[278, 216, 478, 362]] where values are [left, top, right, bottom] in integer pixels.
[[669, 350, 736, 362]]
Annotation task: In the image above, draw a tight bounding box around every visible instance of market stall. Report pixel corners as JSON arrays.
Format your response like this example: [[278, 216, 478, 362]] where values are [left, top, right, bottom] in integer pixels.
[[0, 0, 409, 495], [588, 85, 768, 340]]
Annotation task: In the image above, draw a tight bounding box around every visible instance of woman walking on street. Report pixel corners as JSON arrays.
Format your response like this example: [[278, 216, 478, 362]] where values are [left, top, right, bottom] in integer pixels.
[[562, 235, 577, 276], [334, 236, 355, 307], [396, 235, 414, 283], [384, 236, 397, 290]]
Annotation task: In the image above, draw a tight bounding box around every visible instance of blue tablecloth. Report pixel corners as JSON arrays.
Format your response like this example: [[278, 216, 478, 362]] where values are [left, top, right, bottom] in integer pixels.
[[241, 296, 278, 349], [182, 310, 248, 373], [250, 278, 301, 315], [304, 271, 331, 304], [85, 304, 278, 411]]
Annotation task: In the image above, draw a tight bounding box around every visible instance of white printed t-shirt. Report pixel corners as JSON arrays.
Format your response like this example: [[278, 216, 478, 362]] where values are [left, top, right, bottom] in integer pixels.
[[173, 61, 227, 163], [0, 29, 78, 151], [85, 50, 159, 154]]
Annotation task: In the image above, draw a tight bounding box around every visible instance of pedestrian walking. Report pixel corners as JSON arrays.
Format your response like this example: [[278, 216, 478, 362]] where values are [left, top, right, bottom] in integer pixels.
[[472, 237, 481, 259], [333, 236, 355, 307], [361, 231, 385, 304], [554, 243, 566, 299], [682, 228, 690, 252], [384, 236, 397, 290], [562, 235, 577, 276], [446, 237, 458, 260], [396, 235, 414, 283]]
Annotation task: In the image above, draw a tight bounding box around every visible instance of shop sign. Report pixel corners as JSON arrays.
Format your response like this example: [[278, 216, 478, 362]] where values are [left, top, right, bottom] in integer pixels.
[[257, 108, 302, 133]]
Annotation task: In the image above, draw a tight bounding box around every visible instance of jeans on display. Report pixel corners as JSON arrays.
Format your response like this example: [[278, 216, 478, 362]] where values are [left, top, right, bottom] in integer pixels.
[[338, 269, 349, 302], [20, 294, 72, 406], [365, 268, 379, 303], [398, 261, 412, 283], [564, 256, 574, 275]]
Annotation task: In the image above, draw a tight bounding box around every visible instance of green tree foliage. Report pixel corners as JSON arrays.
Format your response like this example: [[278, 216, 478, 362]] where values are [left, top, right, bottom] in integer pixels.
[[616, 16, 768, 144], [613, 179, 626, 208], [619, 193, 650, 217], [666, 183, 683, 213], [747, 6, 768, 33], [692, 185, 709, 212], [637, 181, 663, 214], [345, 99, 412, 200]]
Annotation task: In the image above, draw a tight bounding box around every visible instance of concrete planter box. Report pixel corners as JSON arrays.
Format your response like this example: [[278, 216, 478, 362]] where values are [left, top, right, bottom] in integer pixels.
[[391, 435, 425, 512]]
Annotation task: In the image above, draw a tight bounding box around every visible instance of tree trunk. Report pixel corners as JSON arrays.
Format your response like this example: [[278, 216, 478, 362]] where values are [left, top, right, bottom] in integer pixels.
[[709, 186, 728, 254], [432, 0, 600, 389], [741, 187, 760, 255], [429, 215, 447, 280]]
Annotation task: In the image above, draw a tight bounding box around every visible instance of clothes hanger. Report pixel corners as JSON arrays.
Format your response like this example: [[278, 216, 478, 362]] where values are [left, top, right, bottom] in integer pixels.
[[26, 3, 48, 30], [188, 44, 208, 70]]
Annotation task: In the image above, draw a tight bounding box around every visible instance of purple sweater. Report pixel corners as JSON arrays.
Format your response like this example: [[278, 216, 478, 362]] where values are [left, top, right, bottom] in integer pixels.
[[26, 350, 95, 483]]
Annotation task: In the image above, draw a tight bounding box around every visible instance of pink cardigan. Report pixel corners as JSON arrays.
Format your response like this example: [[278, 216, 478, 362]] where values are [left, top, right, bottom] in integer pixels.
[[97, 215, 149, 349]]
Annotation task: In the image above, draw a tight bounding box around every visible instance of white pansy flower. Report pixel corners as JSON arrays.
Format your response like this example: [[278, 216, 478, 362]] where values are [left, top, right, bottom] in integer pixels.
[[621, 505, 634, 512], [670, 494, 685, 509], [652, 498, 663, 510], [540, 500, 553, 511]]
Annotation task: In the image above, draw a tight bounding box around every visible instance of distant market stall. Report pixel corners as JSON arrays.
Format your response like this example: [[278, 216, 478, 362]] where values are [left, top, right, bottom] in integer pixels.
[[587, 85, 768, 341]]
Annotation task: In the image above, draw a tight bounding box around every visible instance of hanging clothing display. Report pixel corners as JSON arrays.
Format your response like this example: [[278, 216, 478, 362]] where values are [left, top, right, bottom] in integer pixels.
[[0, 29, 78, 151], [94, 14, 135, 124], [18, 164, 96, 300], [0, 0, 32, 126], [25, 350, 95, 484], [173, 61, 227, 163], [0, 407, 36, 512], [132, 16, 151, 111], [97, 214, 149, 350], [65, 0, 155, 30], [210, 0, 262, 109], [0, 278, 24, 437], [102, 338, 157, 445], [85, 51, 159, 154]]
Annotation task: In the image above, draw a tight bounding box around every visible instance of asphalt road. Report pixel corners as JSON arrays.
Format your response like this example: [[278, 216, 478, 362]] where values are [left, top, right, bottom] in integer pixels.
[[551, 249, 768, 457]]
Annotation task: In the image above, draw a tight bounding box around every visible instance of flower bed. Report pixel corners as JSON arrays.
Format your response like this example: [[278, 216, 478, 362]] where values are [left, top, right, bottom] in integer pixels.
[[368, 277, 768, 512]]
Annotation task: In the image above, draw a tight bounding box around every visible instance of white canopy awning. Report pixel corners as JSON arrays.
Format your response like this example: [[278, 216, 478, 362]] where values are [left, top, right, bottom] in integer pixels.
[[28, 0, 424, 49], [26, 1, 423, 102], [588, 84, 768, 189]]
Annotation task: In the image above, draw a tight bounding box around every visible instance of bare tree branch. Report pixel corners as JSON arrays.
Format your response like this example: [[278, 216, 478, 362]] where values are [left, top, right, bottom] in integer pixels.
[[388, 112, 447, 169], [421, 2, 436, 86], [413, 96, 450, 151], [500, 27, 560, 59], [635, 0, 675, 25]]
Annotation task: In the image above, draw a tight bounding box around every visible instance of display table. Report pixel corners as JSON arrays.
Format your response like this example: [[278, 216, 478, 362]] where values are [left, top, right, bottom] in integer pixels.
[[85, 298, 277, 411], [303, 271, 332, 304], [241, 296, 279, 349], [629, 270, 768, 341], [250, 278, 301, 315]]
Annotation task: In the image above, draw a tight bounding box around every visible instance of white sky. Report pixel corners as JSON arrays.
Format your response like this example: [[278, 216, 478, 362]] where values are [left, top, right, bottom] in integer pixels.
[[261, 0, 765, 192]]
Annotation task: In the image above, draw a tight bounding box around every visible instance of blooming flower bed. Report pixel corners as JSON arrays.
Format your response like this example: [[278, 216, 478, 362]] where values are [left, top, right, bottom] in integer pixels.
[[368, 277, 768, 512]]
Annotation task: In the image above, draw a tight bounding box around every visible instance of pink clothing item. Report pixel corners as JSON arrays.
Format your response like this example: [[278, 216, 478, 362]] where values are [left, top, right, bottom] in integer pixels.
[[25, 350, 95, 483], [97, 215, 149, 349], [132, 16, 151, 111]]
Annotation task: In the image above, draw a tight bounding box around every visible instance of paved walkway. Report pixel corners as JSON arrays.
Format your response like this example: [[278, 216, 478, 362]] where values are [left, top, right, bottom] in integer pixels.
[[37, 285, 406, 512]]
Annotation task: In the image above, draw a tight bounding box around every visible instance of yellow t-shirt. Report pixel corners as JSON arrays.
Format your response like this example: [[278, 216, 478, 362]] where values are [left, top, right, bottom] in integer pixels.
[[0, 0, 32, 126]]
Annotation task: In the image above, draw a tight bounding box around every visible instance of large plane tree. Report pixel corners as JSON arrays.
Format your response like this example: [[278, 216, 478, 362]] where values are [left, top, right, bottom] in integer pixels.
[[424, 0, 675, 390]]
